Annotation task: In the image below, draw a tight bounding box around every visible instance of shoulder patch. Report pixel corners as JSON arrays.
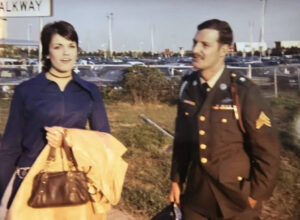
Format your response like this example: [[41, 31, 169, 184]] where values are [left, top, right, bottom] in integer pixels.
[[230, 72, 249, 85]]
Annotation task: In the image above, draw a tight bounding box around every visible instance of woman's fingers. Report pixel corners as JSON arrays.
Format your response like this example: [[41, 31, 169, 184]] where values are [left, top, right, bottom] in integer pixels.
[[45, 126, 64, 148]]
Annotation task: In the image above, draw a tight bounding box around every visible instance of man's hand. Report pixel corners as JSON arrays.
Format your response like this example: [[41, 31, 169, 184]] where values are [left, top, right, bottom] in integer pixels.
[[45, 126, 65, 148], [169, 182, 181, 205], [248, 196, 258, 208]]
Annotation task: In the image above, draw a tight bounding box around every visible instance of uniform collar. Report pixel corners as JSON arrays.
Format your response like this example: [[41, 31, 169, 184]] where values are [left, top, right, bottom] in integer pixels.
[[200, 65, 225, 88]]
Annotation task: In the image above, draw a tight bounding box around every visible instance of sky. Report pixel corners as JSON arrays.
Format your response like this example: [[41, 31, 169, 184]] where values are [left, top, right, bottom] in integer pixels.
[[2, 0, 300, 52]]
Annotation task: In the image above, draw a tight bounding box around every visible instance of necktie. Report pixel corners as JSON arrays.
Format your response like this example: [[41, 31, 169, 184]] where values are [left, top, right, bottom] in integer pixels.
[[200, 82, 209, 105]]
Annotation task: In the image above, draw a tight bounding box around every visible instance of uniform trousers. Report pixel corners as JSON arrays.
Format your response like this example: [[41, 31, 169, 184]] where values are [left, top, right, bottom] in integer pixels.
[[183, 199, 262, 220], [182, 164, 262, 220]]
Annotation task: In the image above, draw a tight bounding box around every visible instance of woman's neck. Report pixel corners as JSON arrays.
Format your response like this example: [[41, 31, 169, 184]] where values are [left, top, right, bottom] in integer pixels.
[[45, 69, 73, 92]]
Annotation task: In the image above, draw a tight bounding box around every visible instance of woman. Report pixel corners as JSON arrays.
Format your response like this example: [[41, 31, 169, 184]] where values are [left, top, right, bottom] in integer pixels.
[[0, 21, 110, 209]]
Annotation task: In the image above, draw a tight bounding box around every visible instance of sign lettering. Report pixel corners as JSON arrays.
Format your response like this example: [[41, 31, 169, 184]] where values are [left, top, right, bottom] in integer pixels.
[[0, 0, 51, 17]]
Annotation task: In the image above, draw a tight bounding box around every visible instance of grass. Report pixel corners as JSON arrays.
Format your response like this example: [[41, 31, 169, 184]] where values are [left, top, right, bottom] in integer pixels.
[[105, 103, 176, 219], [0, 92, 300, 219], [262, 93, 300, 219]]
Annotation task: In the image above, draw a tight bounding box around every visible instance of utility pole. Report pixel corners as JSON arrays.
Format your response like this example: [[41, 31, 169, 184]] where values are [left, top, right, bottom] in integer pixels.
[[27, 23, 32, 57], [107, 13, 113, 58], [249, 21, 254, 56], [38, 18, 43, 73], [150, 25, 154, 56], [260, 0, 267, 56]]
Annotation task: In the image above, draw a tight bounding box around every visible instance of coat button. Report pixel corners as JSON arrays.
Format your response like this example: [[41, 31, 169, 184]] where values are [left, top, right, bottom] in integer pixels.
[[206, 88, 211, 92], [199, 130, 205, 135], [201, 157, 208, 164], [199, 115, 205, 121], [237, 176, 243, 181], [185, 112, 189, 116], [200, 144, 207, 150], [221, 118, 227, 123]]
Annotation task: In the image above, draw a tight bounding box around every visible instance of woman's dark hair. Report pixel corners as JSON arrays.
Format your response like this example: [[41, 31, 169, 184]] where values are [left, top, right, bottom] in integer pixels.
[[41, 21, 79, 72], [197, 19, 233, 45]]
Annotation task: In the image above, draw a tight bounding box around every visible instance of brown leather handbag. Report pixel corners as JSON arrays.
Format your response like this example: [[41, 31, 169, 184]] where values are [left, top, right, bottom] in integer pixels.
[[28, 136, 91, 208]]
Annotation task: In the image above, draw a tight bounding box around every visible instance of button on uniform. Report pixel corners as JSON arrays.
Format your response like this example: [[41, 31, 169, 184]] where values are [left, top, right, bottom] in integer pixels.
[[237, 176, 243, 181], [199, 130, 205, 135], [221, 118, 227, 123], [201, 157, 208, 164], [199, 116, 205, 121], [200, 144, 207, 150]]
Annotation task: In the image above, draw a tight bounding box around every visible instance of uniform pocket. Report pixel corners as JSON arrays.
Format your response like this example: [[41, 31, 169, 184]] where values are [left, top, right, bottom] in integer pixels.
[[219, 160, 250, 184], [180, 100, 198, 117]]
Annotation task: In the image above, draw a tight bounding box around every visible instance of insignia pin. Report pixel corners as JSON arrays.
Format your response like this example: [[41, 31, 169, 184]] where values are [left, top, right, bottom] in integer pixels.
[[220, 83, 227, 90], [239, 77, 246, 82]]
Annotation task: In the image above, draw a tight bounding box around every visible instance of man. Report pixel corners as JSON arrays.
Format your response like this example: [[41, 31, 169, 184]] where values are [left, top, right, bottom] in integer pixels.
[[169, 19, 280, 220]]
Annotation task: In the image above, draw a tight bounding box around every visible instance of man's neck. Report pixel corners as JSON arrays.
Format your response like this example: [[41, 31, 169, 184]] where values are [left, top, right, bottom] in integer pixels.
[[201, 63, 225, 81]]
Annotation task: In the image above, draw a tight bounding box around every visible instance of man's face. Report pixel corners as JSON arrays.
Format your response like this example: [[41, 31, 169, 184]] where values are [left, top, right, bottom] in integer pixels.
[[192, 28, 227, 72]]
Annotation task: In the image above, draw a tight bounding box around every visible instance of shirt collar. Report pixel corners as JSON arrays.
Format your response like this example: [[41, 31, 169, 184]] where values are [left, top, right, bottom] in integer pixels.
[[36, 71, 94, 94], [200, 66, 225, 88]]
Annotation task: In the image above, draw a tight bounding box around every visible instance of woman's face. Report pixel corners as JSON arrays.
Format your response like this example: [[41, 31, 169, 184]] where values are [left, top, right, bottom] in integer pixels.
[[47, 34, 78, 74]]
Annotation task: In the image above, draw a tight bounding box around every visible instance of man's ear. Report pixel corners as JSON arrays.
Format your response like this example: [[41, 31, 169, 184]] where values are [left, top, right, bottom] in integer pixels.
[[220, 44, 230, 57]]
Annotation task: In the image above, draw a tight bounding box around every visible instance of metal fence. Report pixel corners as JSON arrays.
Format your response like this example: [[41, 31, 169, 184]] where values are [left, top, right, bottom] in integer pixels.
[[227, 64, 300, 97], [1, 63, 300, 98]]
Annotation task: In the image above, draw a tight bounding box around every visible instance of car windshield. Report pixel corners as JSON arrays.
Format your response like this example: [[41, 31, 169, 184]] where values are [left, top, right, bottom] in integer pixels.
[[0, 70, 13, 78]]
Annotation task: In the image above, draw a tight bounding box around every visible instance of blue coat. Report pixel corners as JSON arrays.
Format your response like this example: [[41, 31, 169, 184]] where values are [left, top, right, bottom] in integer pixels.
[[0, 72, 110, 203]]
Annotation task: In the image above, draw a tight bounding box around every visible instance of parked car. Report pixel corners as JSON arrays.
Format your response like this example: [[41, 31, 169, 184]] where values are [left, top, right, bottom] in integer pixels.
[[0, 68, 31, 99], [74, 67, 104, 87]]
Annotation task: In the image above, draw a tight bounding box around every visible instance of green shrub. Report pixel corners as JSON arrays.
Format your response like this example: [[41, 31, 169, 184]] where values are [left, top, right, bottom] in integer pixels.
[[121, 66, 171, 104]]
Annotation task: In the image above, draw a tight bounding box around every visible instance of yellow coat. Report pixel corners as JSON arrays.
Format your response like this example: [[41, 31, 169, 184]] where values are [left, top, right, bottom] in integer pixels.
[[7, 129, 128, 220]]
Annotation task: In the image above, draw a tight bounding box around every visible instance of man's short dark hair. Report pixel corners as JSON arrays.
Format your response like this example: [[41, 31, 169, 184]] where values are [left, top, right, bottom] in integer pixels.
[[41, 21, 79, 72], [197, 19, 233, 45]]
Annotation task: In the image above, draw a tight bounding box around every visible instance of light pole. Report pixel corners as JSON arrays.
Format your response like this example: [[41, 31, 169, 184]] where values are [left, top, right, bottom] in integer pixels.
[[107, 13, 113, 58], [27, 23, 32, 57]]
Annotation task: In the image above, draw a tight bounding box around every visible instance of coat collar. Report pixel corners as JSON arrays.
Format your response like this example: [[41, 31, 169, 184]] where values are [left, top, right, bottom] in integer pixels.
[[34, 71, 94, 96]]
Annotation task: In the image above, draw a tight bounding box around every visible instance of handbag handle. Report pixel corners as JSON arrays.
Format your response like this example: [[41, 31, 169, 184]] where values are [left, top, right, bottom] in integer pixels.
[[44, 130, 80, 172]]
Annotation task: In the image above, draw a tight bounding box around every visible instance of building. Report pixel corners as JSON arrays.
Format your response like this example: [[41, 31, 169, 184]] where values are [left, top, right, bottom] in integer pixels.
[[234, 42, 268, 53], [275, 41, 300, 49], [0, 18, 7, 39]]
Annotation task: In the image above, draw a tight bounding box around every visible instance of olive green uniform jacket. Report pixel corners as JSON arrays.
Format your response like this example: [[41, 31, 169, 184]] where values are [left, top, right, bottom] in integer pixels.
[[171, 69, 280, 218]]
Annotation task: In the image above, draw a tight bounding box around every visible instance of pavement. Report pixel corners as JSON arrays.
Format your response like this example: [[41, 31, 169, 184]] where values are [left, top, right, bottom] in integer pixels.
[[107, 208, 137, 220]]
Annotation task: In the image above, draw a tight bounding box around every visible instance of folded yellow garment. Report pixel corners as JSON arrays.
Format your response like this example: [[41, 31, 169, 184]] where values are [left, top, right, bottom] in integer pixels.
[[7, 129, 128, 220]]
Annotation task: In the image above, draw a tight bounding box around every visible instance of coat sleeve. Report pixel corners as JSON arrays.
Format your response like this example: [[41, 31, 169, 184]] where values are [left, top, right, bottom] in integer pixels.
[[0, 86, 25, 202], [170, 103, 193, 184], [88, 87, 110, 133], [242, 84, 280, 200]]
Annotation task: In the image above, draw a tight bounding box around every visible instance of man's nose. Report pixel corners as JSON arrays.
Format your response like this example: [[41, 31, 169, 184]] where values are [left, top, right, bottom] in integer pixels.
[[193, 43, 202, 54]]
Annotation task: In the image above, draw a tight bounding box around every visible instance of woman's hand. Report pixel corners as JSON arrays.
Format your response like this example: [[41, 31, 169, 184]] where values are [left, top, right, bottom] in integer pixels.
[[44, 126, 65, 148]]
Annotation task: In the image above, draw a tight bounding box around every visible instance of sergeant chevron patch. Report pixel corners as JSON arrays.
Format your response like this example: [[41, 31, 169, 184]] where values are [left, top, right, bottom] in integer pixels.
[[256, 111, 271, 129]]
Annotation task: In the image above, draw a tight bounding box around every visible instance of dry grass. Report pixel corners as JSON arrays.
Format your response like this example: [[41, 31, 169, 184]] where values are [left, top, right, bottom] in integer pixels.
[[0, 94, 299, 219]]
